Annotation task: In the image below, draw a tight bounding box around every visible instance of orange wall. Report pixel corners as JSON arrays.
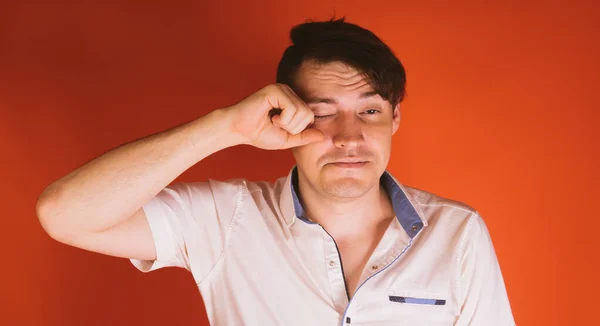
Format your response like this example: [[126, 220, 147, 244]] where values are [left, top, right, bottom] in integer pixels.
[[1, 1, 598, 325]]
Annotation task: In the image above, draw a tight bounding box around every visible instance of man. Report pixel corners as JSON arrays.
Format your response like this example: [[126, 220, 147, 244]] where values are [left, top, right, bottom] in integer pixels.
[[36, 18, 515, 325]]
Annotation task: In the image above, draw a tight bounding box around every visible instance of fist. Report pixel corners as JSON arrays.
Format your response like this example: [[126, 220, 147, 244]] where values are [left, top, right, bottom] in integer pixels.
[[225, 84, 325, 150]]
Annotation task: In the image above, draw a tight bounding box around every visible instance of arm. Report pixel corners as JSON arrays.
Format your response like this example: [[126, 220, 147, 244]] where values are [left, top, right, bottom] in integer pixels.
[[454, 213, 516, 325], [35, 84, 322, 262], [36, 108, 244, 261]]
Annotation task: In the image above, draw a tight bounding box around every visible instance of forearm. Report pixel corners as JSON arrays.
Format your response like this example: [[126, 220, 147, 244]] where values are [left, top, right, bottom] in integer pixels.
[[36, 108, 242, 237]]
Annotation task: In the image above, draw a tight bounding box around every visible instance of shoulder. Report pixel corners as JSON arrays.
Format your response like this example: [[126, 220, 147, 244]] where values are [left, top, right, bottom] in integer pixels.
[[401, 184, 480, 227], [403, 184, 476, 212], [172, 176, 288, 204], [401, 184, 494, 253], [167, 178, 247, 200], [184, 176, 288, 206]]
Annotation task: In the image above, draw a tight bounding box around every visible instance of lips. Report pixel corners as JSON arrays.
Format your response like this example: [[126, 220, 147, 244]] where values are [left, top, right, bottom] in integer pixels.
[[334, 161, 365, 163], [331, 158, 367, 163], [330, 161, 367, 168]]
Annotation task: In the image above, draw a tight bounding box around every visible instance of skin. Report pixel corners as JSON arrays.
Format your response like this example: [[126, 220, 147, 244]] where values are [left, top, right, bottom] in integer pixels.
[[36, 57, 403, 300], [289, 60, 402, 297]]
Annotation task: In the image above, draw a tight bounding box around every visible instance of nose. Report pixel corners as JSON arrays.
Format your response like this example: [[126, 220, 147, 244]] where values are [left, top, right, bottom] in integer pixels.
[[331, 115, 365, 149]]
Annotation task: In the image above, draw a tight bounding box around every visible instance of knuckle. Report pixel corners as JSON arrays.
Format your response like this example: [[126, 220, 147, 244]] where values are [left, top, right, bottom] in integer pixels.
[[265, 84, 282, 95], [266, 84, 279, 93], [281, 125, 293, 134], [286, 105, 297, 115], [301, 106, 312, 116], [274, 83, 288, 92]]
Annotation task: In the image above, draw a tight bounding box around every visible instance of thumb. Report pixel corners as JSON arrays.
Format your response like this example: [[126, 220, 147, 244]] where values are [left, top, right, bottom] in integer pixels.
[[284, 128, 325, 148]]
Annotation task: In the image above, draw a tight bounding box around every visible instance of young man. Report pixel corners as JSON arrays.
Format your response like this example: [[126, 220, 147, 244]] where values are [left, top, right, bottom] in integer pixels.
[[36, 18, 515, 325]]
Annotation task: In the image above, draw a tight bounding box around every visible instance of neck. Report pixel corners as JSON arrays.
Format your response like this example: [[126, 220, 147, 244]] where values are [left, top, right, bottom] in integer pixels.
[[297, 174, 395, 240]]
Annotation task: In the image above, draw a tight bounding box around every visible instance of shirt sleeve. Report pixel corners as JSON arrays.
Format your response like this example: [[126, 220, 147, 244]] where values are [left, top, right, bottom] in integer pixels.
[[130, 179, 244, 283], [454, 213, 516, 326]]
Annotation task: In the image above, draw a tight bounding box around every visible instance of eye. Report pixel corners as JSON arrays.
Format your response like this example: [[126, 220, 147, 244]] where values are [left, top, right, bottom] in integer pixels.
[[314, 114, 333, 120], [363, 109, 380, 115]]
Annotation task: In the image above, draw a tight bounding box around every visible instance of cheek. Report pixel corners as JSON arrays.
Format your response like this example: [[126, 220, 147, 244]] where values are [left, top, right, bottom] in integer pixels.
[[367, 130, 393, 157], [293, 143, 324, 164]]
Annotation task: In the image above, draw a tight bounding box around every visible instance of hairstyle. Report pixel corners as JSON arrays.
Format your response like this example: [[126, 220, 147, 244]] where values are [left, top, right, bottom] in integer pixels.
[[276, 17, 407, 107]]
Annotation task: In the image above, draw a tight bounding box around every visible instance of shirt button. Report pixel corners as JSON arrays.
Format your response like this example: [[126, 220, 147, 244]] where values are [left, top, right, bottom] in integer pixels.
[[412, 225, 418, 232], [371, 264, 378, 270], [329, 260, 335, 267]]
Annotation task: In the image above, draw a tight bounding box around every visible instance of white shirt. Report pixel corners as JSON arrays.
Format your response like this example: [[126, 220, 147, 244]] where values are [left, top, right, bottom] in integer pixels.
[[131, 166, 515, 325]]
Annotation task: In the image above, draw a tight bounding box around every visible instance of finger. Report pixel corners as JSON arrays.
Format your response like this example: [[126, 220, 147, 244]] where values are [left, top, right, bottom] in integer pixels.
[[283, 110, 311, 135], [278, 85, 311, 130], [266, 87, 297, 126], [283, 128, 325, 148], [287, 111, 315, 135], [271, 114, 284, 127], [272, 111, 307, 135], [279, 84, 308, 112]]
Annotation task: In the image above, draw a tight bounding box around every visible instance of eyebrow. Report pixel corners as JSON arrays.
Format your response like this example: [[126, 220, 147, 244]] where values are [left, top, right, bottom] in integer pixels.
[[305, 91, 379, 105]]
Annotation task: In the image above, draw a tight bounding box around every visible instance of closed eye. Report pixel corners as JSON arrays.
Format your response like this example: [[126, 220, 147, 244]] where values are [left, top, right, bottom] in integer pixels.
[[314, 109, 380, 121]]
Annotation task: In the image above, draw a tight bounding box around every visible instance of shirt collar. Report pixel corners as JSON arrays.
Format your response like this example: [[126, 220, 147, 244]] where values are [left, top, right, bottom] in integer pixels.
[[279, 165, 427, 238]]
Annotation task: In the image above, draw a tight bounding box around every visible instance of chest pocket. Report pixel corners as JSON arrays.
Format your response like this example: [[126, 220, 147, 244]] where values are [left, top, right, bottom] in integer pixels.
[[372, 289, 454, 325]]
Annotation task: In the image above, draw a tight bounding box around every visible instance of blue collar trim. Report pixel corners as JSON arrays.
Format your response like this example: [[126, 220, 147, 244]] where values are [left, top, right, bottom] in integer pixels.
[[290, 167, 424, 238]]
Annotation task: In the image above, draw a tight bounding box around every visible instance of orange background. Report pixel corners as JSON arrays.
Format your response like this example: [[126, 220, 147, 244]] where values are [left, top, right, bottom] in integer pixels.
[[1, 1, 598, 325]]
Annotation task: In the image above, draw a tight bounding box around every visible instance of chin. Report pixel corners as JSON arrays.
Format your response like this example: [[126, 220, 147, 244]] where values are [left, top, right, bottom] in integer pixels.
[[320, 174, 372, 198]]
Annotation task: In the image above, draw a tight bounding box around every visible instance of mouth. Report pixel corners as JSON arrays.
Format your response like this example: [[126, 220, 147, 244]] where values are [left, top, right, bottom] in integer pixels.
[[330, 161, 368, 168]]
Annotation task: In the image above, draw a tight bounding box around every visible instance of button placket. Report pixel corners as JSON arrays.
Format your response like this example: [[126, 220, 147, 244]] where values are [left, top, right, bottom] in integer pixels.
[[322, 229, 349, 313]]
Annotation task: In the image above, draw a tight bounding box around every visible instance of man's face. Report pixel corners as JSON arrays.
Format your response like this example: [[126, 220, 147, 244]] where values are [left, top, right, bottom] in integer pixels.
[[290, 60, 401, 199]]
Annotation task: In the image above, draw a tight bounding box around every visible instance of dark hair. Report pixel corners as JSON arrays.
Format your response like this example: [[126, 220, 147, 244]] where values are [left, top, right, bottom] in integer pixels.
[[276, 17, 406, 107]]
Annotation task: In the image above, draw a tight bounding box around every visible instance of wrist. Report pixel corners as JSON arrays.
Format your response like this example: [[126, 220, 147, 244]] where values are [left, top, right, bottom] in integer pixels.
[[205, 107, 249, 148]]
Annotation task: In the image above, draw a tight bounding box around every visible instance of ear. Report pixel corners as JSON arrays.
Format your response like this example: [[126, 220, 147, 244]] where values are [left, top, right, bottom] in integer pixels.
[[391, 103, 401, 135]]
